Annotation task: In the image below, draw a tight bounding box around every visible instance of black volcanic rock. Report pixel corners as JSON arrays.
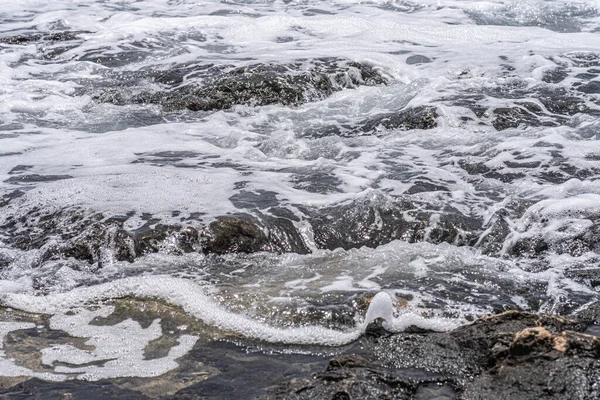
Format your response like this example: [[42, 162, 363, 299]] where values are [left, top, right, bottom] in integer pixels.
[[92, 59, 388, 112], [303, 196, 479, 251], [359, 106, 438, 132], [0, 31, 85, 44], [266, 311, 599, 400]]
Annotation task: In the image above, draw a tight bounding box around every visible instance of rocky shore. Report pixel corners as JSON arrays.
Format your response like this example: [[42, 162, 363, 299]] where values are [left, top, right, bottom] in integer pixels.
[[1, 309, 599, 399], [266, 310, 600, 400]]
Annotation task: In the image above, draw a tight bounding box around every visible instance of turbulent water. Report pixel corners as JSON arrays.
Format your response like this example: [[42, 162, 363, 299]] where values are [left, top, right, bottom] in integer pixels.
[[0, 0, 599, 395]]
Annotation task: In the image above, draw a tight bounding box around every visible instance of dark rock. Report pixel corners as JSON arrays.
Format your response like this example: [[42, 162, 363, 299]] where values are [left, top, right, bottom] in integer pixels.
[[202, 216, 269, 254], [406, 55, 432, 65], [359, 106, 438, 132], [577, 80, 600, 94], [542, 68, 569, 83], [269, 353, 427, 400], [492, 107, 545, 130], [462, 328, 600, 399], [508, 235, 549, 257], [364, 317, 393, 338], [405, 181, 449, 194], [538, 89, 589, 115], [0, 31, 84, 45], [476, 209, 512, 255], [304, 196, 479, 251], [0, 377, 149, 399], [509, 233, 597, 259], [0, 190, 21, 208], [43, 222, 137, 266], [7, 165, 33, 174], [567, 52, 600, 68], [261, 215, 311, 254], [267, 311, 598, 400], [134, 224, 200, 255], [422, 213, 479, 245], [566, 269, 600, 289], [506, 208, 600, 258], [98, 59, 387, 112], [4, 174, 73, 184], [574, 73, 598, 80], [503, 160, 542, 168], [458, 159, 525, 183], [0, 253, 11, 269], [457, 159, 490, 175], [175, 61, 385, 111], [201, 215, 310, 255], [575, 301, 600, 324]]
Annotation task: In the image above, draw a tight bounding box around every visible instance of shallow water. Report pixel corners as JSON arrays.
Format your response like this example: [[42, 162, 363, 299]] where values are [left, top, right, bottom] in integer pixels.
[[0, 0, 599, 395]]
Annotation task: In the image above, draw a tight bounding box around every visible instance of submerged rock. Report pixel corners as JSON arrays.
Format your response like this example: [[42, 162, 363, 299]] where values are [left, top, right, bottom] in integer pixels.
[[93, 59, 387, 112], [0, 31, 85, 45], [358, 106, 438, 133], [304, 196, 479, 251], [267, 311, 599, 400], [492, 106, 547, 130]]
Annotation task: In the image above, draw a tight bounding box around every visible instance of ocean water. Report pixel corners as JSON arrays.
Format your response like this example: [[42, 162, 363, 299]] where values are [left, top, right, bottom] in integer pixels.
[[0, 0, 599, 390]]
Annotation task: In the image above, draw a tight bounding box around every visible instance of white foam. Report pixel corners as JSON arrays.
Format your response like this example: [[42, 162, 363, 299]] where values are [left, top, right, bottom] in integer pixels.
[[0, 321, 65, 381], [0, 275, 364, 346], [0, 274, 461, 351], [42, 307, 198, 380]]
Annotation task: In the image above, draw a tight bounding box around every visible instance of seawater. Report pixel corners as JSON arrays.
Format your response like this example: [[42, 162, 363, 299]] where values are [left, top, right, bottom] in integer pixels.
[[0, 0, 599, 384]]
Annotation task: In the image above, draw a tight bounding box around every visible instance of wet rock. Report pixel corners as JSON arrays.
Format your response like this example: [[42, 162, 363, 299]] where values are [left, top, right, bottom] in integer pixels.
[[98, 59, 387, 112], [457, 159, 525, 183], [268, 311, 598, 400], [174, 61, 385, 111], [574, 72, 598, 80], [575, 301, 600, 325], [134, 224, 200, 255], [0, 378, 149, 400], [507, 235, 550, 257], [492, 107, 545, 130], [359, 106, 438, 133], [542, 68, 569, 83], [261, 215, 311, 254], [462, 328, 600, 399], [457, 159, 490, 175], [1, 208, 93, 251], [304, 196, 479, 251], [422, 213, 479, 245], [448, 81, 597, 129], [405, 181, 449, 194], [201, 216, 270, 254], [505, 205, 600, 258], [577, 80, 600, 94], [538, 88, 589, 116], [201, 215, 310, 255], [0, 253, 11, 269], [0, 31, 84, 45], [567, 52, 600, 68], [1, 204, 315, 267], [566, 268, 600, 290], [476, 209, 512, 255], [268, 354, 435, 400], [4, 174, 73, 184], [43, 222, 136, 266], [406, 55, 431, 65]]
